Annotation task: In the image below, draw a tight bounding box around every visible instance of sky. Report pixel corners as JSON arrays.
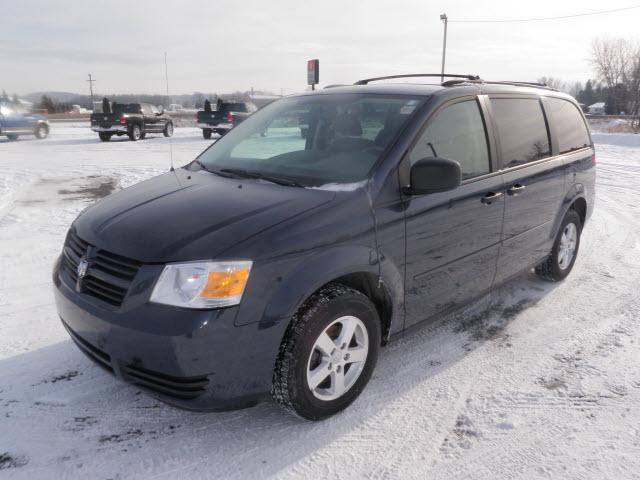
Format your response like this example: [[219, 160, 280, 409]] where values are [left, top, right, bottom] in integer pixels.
[[1, 0, 639, 96]]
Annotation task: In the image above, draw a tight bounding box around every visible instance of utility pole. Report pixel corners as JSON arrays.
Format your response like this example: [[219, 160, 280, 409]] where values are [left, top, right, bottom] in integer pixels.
[[86, 73, 96, 107], [440, 13, 448, 83]]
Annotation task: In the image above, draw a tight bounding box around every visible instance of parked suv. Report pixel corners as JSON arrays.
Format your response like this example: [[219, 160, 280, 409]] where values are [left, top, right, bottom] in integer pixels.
[[54, 74, 595, 420], [90, 102, 173, 141]]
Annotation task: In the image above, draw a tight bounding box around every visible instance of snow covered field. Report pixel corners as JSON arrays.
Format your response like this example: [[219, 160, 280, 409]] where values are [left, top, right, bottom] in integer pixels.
[[1, 124, 640, 479]]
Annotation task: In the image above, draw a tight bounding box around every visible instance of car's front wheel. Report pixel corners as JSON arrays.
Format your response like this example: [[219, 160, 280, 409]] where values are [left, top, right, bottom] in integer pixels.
[[535, 209, 582, 281], [163, 122, 174, 137], [272, 283, 380, 420], [34, 123, 48, 139]]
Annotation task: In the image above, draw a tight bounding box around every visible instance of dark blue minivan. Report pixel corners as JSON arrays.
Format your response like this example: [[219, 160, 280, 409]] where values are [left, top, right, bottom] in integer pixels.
[[53, 75, 595, 420]]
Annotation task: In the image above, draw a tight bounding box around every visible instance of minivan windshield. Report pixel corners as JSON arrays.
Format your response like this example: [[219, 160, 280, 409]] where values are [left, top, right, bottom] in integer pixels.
[[194, 94, 425, 187]]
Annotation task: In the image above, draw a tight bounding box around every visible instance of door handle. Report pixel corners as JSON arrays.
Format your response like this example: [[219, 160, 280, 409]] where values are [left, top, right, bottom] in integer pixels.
[[481, 191, 503, 205], [507, 183, 526, 195]]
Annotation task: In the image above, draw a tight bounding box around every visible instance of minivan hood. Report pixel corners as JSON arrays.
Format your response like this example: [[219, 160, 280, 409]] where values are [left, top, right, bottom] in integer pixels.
[[73, 168, 335, 263]]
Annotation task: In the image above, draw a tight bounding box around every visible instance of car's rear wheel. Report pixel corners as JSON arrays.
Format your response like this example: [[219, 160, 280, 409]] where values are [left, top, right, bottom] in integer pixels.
[[7, 134, 19, 141], [98, 132, 112, 142], [202, 128, 212, 139], [34, 123, 48, 139], [535, 209, 582, 282], [163, 122, 174, 137], [128, 123, 142, 141], [272, 283, 380, 420]]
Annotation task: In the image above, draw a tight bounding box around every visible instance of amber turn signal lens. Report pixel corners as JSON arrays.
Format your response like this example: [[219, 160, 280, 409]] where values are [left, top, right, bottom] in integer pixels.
[[200, 268, 250, 298]]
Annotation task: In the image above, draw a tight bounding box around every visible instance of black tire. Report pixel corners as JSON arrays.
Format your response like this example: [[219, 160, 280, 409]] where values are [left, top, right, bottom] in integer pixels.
[[98, 132, 112, 142], [163, 122, 174, 137], [34, 123, 49, 139], [128, 123, 142, 141], [202, 128, 212, 139], [7, 134, 19, 141], [272, 283, 381, 420], [535, 210, 582, 282]]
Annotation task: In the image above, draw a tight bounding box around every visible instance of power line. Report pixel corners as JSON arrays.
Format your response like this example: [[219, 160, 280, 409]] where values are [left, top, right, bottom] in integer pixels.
[[449, 4, 640, 23]]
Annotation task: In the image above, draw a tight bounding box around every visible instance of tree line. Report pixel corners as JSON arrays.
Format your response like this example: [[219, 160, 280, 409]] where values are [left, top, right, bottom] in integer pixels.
[[539, 38, 639, 124], [1, 90, 274, 113]]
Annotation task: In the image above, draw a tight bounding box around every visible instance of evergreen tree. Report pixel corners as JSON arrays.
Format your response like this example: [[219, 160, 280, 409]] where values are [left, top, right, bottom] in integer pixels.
[[583, 79, 594, 105], [39, 95, 56, 113]]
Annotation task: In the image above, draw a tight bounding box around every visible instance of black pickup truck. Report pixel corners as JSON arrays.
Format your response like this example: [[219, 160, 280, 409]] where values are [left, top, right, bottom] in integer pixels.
[[90, 102, 174, 141], [196, 101, 257, 139]]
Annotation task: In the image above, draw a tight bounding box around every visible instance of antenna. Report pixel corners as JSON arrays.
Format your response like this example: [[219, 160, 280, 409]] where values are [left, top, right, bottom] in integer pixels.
[[164, 52, 174, 172]]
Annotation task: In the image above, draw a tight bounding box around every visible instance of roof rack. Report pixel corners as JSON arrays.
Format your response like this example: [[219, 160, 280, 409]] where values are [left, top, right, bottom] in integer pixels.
[[353, 73, 558, 91], [354, 73, 480, 85], [482, 80, 558, 91]]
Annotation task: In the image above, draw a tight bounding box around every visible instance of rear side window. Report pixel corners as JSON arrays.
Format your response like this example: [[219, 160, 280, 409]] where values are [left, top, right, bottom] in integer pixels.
[[408, 100, 490, 180], [491, 98, 550, 168], [545, 97, 591, 154]]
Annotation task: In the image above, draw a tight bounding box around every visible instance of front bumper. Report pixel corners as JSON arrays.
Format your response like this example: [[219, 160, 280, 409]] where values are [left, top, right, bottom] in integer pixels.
[[53, 256, 288, 411], [91, 125, 127, 133]]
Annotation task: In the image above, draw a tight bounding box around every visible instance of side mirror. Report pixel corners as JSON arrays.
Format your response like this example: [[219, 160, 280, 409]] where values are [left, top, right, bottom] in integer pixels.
[[405, 157, 461, 195], [157, 106, 164, 114]]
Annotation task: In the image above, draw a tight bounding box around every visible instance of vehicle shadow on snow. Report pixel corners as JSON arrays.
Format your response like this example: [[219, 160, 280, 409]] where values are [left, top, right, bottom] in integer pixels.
[[0, 271, 559, 477]]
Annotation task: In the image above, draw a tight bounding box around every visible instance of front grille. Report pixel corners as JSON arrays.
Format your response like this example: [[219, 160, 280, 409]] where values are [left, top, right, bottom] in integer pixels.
[[123, 364, 209, 400], [61, 229, 142, 307]]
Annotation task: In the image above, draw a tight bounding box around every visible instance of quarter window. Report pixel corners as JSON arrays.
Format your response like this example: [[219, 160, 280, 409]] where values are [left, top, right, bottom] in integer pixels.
[[408, 100, 490, 180], [545, 97, 591, 154], [491, 98, 550, 168]]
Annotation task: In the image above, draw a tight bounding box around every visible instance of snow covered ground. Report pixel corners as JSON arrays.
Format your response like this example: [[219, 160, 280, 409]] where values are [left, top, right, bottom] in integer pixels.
[[1, 124, 639, 479]]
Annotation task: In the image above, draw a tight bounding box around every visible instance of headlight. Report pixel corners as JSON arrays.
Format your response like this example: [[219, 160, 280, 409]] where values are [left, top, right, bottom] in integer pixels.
[[150, 260, 252, 309]]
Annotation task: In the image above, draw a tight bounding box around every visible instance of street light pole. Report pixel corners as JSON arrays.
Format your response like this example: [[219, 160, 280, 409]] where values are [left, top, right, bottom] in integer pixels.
[[440, 13, 448, 83]]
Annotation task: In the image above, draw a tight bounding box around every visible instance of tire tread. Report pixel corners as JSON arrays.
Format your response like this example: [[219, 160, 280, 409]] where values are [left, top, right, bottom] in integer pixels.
[[272, 283, 366, 418]]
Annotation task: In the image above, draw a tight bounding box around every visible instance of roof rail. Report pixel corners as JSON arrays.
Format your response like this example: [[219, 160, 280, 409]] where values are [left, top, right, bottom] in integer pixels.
[[482, 80, 558, 91], [354, 73, 480, 85]]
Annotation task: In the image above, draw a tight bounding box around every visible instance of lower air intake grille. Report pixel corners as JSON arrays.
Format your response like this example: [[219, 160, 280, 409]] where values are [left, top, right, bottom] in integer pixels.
[[123, 365, 209, 400], [62, 319, 114, 374]]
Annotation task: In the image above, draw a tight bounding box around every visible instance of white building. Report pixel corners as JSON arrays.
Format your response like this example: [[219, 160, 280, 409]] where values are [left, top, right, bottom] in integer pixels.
[[588, 102, 606, 115]]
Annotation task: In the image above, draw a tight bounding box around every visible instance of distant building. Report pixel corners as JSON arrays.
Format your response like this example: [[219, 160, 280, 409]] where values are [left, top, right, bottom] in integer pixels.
[[588, 102, 606, 115]]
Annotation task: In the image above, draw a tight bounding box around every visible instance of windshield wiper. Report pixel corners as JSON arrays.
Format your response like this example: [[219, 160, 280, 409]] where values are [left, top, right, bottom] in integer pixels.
[[193, 160, 237, 178], [219, 168, 304, 187]]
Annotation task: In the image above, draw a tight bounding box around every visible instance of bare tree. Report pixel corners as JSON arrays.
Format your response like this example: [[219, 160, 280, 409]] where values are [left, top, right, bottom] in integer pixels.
[[591, 37, 638, 116], [591, 38, 633, 87], [629, 47, 640, 127], [537, 76, 567, 92]]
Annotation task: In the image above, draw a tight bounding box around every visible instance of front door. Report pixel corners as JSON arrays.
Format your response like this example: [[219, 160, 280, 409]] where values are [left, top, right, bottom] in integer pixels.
[[403, 98, 504, 328]]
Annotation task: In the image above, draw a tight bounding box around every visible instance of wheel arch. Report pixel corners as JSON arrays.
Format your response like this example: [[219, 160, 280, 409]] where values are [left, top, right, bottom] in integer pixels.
[[551, 184, 588, 239], [260, 246, 402, 345]]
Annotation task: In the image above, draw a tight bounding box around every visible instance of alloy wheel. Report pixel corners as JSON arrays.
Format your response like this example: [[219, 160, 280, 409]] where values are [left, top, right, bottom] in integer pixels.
[[306, 315, 369, 401], [558, 222, 578, 270]]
